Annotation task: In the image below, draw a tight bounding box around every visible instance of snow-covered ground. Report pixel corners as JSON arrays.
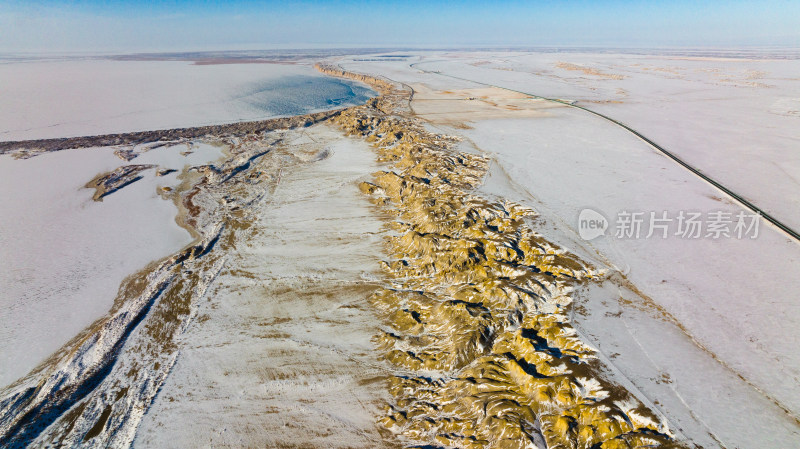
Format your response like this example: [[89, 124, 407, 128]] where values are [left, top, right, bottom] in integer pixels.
[[0, 59, 373, 141], [338, 52, 800, 447], [410, 51, 800, 231], [467, 115, 800, 447], [0, 143, 221, 388], [0, 56, 378, 390], [134, 125, 391, 448], [1, 50, 798, 447]]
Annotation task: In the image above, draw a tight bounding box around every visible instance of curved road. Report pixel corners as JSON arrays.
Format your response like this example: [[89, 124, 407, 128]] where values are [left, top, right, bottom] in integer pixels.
[[409, 60, 800, 243]]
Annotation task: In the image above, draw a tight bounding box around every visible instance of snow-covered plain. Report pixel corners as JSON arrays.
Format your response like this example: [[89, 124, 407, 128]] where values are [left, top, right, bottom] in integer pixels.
[[134, 125, 392, 448], [0, 59, 374, 141], [0, 57, 377, 390], [1, 50, 798, 447], [0, 143, 221, 388], [338, 52, 800, 447], [411, 51, 800, 231]]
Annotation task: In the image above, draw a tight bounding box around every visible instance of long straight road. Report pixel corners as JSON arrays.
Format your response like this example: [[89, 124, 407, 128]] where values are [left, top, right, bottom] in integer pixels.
[[409, 60, 800, 244]]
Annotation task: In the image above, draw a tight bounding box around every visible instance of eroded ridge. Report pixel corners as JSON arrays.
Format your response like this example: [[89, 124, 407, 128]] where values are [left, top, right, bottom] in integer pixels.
[[327, 68, 685, 449], [0, 130, 317, 448], [85, 164, 156, 201]]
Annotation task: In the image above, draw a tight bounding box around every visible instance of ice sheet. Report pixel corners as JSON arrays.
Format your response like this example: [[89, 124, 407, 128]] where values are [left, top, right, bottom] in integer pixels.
[[0, 59, 374, 142]]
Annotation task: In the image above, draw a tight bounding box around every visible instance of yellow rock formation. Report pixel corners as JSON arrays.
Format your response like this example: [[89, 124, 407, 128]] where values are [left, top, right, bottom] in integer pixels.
[[322, 64, 682, 449]]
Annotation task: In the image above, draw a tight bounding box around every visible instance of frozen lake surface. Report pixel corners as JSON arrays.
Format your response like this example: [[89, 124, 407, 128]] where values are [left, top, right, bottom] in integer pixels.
[[0, 59, 375, 141]]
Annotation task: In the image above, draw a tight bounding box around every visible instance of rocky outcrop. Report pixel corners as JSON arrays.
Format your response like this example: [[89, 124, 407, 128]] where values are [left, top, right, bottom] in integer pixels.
[[315, 63, 394, 92], [326, 66, 684, 449], [155, 168, 176, 177], [84, 165, 156, 201]]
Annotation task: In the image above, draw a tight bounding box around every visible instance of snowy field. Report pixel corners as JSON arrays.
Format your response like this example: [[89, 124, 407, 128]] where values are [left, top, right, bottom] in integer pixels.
[[1, 50, 798, 447], [339, 51, 800, 447], [0, 59, 374, 141], [0, 57, 377, 389], [412, 51, 800, 230], [0, 143, 221, 387], [0, 121, 395, 448], [134, 125, 391, 448]]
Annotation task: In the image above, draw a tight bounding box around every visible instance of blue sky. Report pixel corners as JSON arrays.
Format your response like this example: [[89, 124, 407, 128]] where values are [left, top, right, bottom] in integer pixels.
[[1, 0, 798, 53]]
